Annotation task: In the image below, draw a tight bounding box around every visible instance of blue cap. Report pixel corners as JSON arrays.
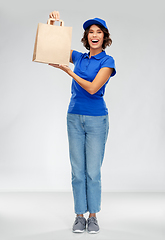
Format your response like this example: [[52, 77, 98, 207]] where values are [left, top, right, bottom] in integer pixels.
[[83, 17, 108, 30]]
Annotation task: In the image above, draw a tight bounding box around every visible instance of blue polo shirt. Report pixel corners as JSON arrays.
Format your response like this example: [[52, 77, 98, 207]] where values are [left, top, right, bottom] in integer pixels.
[[67, 50, 116, 116]]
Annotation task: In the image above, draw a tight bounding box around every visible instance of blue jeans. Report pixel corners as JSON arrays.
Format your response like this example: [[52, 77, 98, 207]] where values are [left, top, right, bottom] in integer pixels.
[[67, 113, 109, 214]]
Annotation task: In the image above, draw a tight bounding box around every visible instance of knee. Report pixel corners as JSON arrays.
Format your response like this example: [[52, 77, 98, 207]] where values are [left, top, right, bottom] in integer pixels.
[[71, 170, 85, 183], [87, 170, 101, 181]]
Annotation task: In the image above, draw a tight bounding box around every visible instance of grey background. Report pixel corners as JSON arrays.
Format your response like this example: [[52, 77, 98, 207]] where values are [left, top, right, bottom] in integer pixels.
[[0, 0, 164, 191]]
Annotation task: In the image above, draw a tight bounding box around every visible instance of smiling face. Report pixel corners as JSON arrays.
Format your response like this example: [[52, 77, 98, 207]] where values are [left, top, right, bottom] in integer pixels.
[[87, 24, 104, 51]]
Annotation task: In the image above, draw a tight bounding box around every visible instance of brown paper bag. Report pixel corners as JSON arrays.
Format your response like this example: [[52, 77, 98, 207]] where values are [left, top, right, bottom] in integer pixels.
[[32, 18, 72, 66]]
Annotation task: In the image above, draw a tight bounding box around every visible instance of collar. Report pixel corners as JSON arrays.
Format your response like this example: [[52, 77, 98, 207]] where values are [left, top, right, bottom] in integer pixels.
[[84, 51, 106, 59]]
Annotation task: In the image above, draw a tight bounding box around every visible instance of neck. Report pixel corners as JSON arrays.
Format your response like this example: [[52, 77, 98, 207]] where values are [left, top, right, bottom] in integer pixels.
[[89, 48, 103, 58]]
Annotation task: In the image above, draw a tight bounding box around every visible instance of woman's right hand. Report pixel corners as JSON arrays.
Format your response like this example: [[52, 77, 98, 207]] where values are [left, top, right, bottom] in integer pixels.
[[49, 11, 60, 20]]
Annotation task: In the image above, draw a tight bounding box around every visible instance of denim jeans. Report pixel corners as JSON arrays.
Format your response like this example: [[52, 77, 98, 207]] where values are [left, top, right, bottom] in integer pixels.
[[67, 113, 109, 214]]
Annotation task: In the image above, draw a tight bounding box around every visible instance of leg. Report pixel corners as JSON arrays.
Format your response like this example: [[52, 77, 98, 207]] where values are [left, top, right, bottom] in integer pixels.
[[85, 115, 109, 213], [67, 113, 87, 214], [89, 213, 96, 218]]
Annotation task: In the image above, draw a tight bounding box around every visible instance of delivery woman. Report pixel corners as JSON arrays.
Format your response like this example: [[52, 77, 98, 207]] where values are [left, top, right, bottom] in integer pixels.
[[49, 10, 116, 234]]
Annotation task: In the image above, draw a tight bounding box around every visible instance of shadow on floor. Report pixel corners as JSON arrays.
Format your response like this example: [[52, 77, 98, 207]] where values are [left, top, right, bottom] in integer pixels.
[[8, 228, 151, 240]]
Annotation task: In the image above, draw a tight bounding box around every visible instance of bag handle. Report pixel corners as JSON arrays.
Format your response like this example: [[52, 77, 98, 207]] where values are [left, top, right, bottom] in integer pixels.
[[47, 18, 64, 26]]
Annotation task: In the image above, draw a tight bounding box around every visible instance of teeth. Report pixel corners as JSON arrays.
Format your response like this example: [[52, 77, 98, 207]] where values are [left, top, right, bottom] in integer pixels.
[[92, 40, 98, 43]]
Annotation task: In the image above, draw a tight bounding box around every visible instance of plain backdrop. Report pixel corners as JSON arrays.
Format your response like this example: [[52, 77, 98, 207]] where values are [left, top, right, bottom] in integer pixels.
[[0, 0, 165, 192]]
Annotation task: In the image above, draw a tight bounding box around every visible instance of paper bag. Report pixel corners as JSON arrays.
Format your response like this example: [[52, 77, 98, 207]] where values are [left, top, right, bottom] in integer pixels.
[[32, 19, 72, 66]]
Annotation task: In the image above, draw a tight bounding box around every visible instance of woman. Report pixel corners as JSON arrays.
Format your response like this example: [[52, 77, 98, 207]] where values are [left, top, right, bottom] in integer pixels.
[[49, 11, 116, 234]]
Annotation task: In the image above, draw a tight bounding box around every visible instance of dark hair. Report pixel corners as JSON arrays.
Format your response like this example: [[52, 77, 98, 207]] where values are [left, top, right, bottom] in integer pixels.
[[81, 24, 112, 50]]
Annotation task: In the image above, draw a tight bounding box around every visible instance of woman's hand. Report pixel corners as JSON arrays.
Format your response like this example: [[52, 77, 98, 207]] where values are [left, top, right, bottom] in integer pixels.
[[49, 11, 60, 20], [48, 11, 60, 25], [49, 63, 72, 75]]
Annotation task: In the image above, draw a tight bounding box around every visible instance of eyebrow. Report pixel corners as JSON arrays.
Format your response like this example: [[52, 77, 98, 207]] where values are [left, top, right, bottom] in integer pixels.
[[89, 28, 102, 31]]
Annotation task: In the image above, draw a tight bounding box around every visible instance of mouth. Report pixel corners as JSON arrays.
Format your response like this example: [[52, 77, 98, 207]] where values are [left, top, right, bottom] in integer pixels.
[[91, 39, 99, 44]]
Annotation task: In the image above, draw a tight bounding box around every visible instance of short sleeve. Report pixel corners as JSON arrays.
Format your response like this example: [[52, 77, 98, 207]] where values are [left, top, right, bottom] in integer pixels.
[[101, 56, 116, 77], [72, 50, 83, 65]]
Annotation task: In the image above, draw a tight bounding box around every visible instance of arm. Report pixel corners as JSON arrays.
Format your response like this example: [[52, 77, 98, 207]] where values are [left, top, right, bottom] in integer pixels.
[[50, 64, 113, 95], [70, 50, 73, 63], [67, 67, 113, 95]]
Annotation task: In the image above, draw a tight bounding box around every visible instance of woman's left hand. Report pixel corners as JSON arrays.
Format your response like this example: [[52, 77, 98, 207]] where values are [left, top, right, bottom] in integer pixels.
[[49, 63, 71, 74]]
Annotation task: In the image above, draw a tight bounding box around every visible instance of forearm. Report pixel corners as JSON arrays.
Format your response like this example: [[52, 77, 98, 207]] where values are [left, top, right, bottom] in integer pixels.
[[49, 63, 112, 95], [68, 70, 94, 94]]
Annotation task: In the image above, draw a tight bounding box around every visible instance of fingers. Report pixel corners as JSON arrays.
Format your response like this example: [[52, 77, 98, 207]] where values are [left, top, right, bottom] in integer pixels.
[[49, 63, 60, 68], [48, 64, 71, 74], [49, 11, 60, 20]]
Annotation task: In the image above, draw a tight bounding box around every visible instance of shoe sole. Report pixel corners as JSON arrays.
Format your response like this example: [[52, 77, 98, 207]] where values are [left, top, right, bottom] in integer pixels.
[[72, 229, 85, 233], [87, 229, 100, 234]]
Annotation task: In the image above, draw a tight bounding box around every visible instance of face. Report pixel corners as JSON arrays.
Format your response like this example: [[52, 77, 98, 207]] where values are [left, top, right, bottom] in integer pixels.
[[87, 25, 104, 50]]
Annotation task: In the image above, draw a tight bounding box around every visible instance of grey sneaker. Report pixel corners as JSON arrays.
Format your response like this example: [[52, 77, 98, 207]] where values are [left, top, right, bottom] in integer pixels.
[[87, 217, 100, 234], [72, 216, 86, 233]]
